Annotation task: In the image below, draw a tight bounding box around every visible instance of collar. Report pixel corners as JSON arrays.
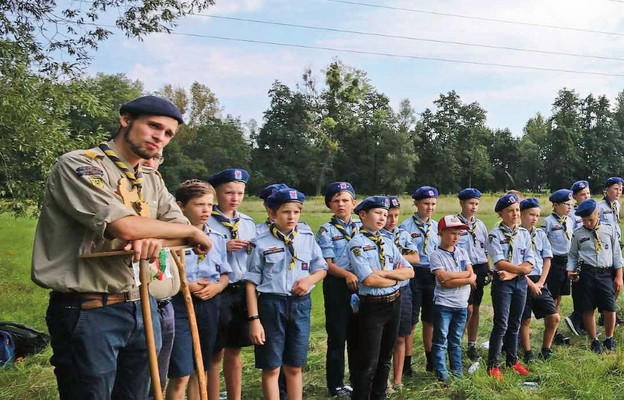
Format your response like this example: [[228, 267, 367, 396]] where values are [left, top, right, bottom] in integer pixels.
[[214, 205, 239, 220]]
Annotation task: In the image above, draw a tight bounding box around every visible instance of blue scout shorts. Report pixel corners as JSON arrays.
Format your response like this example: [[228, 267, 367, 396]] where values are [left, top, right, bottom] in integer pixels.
[[411, 268, 435, 324], [255, 293, 311, 369], [398, 285, 413, 337], [216, 283, 252, 350], [522, 276, 558, 321], [579, 267, 616, 313], [468, 263, 489, 306], [546, 255, 571, 298]]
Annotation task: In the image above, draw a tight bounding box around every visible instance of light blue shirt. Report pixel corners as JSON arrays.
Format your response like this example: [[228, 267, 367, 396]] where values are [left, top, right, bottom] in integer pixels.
[[348, 232, 412, 296], [541, 213, 573, 256], [316, 217, 361, 270], [527, 227, 553, 276], [208, 206, 256, 283], [244, 229, 327, 296], [598, 198, 621, 239], [256, 220, 312, 236], [429, 246, 472, 308], [455, 214, 489, 265], [486, 224, 535, 271], [184, 225, 232, 283], [568, 207, 583, 232], [381, 227, 418, 288], [399, 214, 439, 267], [567, 223, 623, 271]]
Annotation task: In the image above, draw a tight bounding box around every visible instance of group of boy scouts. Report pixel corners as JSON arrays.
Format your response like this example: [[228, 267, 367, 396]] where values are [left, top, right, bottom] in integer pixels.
[[31, 95, 624, 400]]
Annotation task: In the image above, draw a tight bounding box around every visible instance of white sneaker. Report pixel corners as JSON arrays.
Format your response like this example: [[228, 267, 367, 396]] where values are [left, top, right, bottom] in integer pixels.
[[481, 341, 490, 350], [468, 361, 480, 374]]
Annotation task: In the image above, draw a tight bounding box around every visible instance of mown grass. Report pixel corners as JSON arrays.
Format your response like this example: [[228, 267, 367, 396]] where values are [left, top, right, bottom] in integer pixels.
[[2, 195, 624, 399]]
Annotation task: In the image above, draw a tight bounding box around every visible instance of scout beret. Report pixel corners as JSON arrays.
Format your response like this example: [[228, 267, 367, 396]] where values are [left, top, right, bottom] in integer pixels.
[[259, 183, 290, 202], [388, 196, 401, 209], [520, 197, 540, 211], [266, 188, 305, 209], [549, 189, 573, 204], [207, 169, 250, 187], [575, 198, 597, 217], [120, 95, 184, 125], [324, 182, 356, 207], [605, 177, 624, 188], [458, 188, 482, 200], [438, 215, 469, 232], [570, 180, 589, 194], [495, 193, 519, 212], [355, 196, 390, 214], [412, 186, 439, 200]]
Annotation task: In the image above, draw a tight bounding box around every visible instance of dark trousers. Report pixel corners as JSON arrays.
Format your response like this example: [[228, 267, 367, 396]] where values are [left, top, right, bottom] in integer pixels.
[[487, 275, 527, 368], [323, 275, 358, 391], [352, 298, 400, 400]]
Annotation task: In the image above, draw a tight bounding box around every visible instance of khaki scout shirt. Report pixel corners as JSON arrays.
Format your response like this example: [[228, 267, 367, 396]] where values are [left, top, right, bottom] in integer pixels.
[[31, 141, 189, 293]]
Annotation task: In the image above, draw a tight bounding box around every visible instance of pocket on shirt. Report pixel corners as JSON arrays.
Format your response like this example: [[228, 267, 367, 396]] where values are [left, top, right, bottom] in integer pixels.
[[264, 252, 286, 278]]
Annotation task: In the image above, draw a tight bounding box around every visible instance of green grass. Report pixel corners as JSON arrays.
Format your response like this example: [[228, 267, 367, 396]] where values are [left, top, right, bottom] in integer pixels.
[[2, 195, 624, 399]]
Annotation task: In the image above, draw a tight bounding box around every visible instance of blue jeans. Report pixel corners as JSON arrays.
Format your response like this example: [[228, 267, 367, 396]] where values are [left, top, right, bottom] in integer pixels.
[[46, 295, 162, 400], [432, 304, 467, 381], [487, 275, 527, 368], [149, 300, 175, 398]]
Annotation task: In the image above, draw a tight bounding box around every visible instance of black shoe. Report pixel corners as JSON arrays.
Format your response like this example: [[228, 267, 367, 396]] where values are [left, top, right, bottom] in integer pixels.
[[604, 337, 617, 351], [330, 387, 351, 398], [554, 332, 571, 345], [565, 316, 581, 336], [591, 338, 604, 354], [467, 345, 480, 361], [523, 350, 534, 364], [540, 347, 554, 360]]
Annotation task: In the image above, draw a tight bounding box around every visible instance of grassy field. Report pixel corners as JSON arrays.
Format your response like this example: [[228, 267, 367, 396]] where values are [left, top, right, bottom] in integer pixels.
[[2, 194, 624, 399]]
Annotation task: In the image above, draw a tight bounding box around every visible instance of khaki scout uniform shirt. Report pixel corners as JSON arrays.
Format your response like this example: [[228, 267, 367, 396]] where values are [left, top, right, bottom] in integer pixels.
[[31, 141, 188, 294]]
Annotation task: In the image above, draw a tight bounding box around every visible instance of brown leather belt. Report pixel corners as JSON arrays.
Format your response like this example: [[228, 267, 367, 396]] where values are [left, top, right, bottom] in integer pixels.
[[360, 290, 400, 304], [51, 288, 141, 310]]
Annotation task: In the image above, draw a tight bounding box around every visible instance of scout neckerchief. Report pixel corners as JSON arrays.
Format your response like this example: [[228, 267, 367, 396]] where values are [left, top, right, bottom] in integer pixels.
[[527, 227, 537, 251], [331, 216, 357, 241], [211, 206, 241, 239], [499, 222, 518, 262], [552, 213, 571, 240], [360, 228, 386, 270], [585, 223, 603, 254], [611, 199, 620, 223], [270, 223, 298, 270], [457, 213, 477, 247], [99, 142, 143, 199], [412, 214, 431, 256]]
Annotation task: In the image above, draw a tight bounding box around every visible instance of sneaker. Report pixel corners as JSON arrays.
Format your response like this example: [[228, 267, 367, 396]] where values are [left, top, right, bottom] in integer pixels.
[[565, 316, 581, 336], [467, 345, 480, 361], [330, 387, 351, 397], [604, 337, 617, 351], [554, 332, 571, 345], [591, 338, 604, 354], [540, 347, 554, 360], [342, 385, 353, 393], [523, 350, 534, 364], [510, 361, 530, 376], [487, 366, 504, 381]]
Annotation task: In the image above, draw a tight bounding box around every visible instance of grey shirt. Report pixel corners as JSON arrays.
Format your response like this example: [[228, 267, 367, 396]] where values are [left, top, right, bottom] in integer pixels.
[[567, 223, 623, 271], [430, 247, 472, 308]]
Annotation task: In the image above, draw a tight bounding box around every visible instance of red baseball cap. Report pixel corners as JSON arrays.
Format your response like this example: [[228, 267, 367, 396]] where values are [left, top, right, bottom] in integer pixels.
[[438, 215, 469, 233]]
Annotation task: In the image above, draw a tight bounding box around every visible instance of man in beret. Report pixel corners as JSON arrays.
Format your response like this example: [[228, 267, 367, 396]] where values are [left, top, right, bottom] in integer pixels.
[[32, 96, 213, 399]]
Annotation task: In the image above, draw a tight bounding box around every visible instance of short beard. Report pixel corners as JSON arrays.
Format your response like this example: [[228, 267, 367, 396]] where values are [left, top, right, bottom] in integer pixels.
[[123, 121, 157, 160]]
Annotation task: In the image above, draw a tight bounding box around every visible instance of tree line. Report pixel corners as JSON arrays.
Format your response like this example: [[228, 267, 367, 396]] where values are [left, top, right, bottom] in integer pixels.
[[2, 59, 624, 216]]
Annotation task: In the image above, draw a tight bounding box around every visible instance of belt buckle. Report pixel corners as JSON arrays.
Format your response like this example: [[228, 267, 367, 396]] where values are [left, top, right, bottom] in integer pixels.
[[125, 287, 141, 302]]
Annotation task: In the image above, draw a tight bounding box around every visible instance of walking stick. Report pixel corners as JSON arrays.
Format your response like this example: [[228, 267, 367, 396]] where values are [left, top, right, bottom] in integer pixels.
[[170, 249, 209, 400], [140, 259, 163, 400]]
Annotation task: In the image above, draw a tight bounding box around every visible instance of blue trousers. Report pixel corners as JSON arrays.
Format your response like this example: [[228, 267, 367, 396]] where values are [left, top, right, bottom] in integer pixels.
[[432, 304, 467, 380]]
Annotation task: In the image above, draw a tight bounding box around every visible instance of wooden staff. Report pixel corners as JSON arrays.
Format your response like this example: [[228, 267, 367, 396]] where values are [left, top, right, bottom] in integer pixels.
[[170, 249, 208, 400], [139, 259, 163, 400]]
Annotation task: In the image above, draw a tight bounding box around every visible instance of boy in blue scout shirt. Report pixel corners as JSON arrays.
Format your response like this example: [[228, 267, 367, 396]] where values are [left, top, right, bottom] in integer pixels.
[[518, 198, 560, 364], [398, 186, 439, 373], [598, 177, 623, 241], [565, 180, 592, 336], [207, 168, 256, 400], [167, 180, 232, 400], [430, 215, 476, 381], [316, 182, 360, 398], [348, 196, 414, 400], [567, 199, 624, 354], [455, 188, 491, 362], [486, 194, 534, 381], [542, 189, 574, 346], [381, 196, 420, 391], [256, 183, 290, 235], [245, 188, 328, 400]]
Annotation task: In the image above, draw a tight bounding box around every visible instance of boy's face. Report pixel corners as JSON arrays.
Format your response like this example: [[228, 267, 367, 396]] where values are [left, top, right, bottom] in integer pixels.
[[440, 227, 462, 247], [573, 188, 591, 203], [521, 207, 540, 228], [581, 209, 600, 229], [329, 191, 357, 220], [605, 184, 622, 201], [216, 182, 246, 211], [359, 208, 388, 232], [415, 198, 436, 219], [498, 203, 520, 227], [385, 208, 400, 231], [460, 198, 479, 217], [553, 201, 573, 216], [178, 194, 214, 228], [268, 202, 302, 232]]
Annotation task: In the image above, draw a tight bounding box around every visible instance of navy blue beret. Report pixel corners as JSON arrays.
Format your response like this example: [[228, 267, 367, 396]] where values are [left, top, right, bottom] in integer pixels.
[[458, 188, 482, 200], [495, 193, 519, 212], [120, 95, 184, 125], [412, 186, 439, 200], [207, 168, 250, 187], [576, 198, 597, 217], [259, 183, 289, 201], [324, 182, 356, 207], [266, 188, 305, 209], [355, 196, 390, 214], [549, 189, 573, 204], [388, 196, 401, 209], [520, 197, 540, 211], [570, 180, 589, 194], [605, 177, 624, 188]]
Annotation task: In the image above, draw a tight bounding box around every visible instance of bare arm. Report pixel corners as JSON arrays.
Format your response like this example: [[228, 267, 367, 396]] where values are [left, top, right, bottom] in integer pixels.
[[245, 281, 265, 345], [291, 270, 328, 296], [362, 274, 399, 288], [495, 259, 532, 274]]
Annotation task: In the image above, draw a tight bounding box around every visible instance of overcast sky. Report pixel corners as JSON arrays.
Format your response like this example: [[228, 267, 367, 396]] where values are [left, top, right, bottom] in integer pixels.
[[88, 0, 624, 135]]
